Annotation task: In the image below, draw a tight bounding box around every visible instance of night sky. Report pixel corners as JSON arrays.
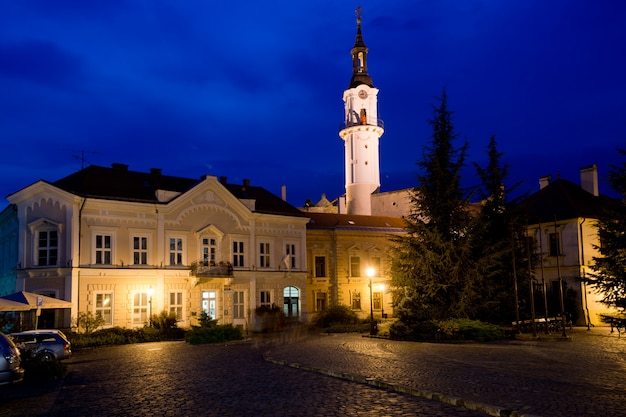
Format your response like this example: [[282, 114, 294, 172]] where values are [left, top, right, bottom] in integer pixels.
[[2, 1, 625, 210]]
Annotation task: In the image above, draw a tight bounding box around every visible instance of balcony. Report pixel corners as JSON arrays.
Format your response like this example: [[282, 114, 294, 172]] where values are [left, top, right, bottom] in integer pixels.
[[338, 117, 384, 132], [191, 261, 233, 277]]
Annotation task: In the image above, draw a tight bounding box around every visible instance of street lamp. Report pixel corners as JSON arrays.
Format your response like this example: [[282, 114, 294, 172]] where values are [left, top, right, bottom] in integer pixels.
[[366, 267, 376, 335], [147, 287, 154, 327], [378, 283, 385, 319]]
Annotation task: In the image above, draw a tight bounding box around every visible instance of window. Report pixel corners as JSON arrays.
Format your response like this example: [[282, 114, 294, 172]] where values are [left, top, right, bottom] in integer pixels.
[[202, 238, 217, 265], [233, 241, 245, 267], [285, 244, 296, 269], [95, 293, 112, 325], [283, 287, 299, 318], [259, 242, 271, 268], [169, 292, 183, 320], [314, 256, 326, 277], [233, 291, 245, 319], [350, 256, 361, 277], [37, 230, 58, 266], [549, 232, 560, 257], [132, 292, 149, 324], [95, 234, 112, 265], [315, 292, 327, 311], [132, 236, 148, 265], [373, 291, 382, 310], [169, 237, 184, 265], [351, 291, 361, 310], [260, 290, 271, 308], [202, 291, 216, 319], [370, 256, 381, 275]]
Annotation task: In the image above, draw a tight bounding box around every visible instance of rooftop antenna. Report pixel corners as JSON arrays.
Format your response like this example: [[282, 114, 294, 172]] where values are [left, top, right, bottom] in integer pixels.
[[72, 149, 99, 169]]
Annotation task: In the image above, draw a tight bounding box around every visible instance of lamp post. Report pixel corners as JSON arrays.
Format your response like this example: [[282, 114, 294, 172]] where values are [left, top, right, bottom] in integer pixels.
[[147, 287, 154, 327], [378, 283, 385, 319], [366, 267, 376, 335]]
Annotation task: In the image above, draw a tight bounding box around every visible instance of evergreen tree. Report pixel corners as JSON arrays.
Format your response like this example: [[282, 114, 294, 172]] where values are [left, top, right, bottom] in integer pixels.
[[471, 136, 528, 323], [588, 148, 626, 311], [391, 90, 477, 322]]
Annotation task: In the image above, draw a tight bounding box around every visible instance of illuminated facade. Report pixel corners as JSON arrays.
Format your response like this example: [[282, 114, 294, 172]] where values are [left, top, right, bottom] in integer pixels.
[[3, 164, 308, 330]]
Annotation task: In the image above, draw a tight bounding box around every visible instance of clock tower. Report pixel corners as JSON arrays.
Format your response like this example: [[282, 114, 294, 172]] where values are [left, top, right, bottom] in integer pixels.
[[339, 7, 384, 215]]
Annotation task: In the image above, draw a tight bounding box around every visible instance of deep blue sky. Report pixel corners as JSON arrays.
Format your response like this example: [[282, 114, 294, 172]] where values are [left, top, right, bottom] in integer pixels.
[[2, 1, 625, 210]]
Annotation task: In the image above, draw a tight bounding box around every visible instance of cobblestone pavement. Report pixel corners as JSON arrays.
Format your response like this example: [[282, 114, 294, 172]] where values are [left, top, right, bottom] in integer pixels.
[[264, 327, 626, 417], [1, 339, 486, 417]]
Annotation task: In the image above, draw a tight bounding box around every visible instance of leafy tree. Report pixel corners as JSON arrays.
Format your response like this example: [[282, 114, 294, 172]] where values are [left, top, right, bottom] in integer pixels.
[[588, 148, 626, 311], [391, 90, 477, 321]]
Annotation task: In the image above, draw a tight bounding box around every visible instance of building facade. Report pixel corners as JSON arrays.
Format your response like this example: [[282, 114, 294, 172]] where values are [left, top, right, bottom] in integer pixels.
[[3, 164, 309, 331], [518, 165, 619, 326], [305, 212, 406, 322]]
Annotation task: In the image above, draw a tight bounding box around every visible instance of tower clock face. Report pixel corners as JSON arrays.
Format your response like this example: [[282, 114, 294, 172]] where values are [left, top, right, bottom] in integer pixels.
[[358, 89, 368, 99]]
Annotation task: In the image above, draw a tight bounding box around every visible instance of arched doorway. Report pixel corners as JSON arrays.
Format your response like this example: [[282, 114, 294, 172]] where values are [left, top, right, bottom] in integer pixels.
[[283, 286, 300, 319]]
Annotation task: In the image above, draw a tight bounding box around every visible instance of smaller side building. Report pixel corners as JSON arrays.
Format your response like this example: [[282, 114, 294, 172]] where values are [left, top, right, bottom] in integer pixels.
[[517, 165, 619, 326], [305, 212, 406, 322]]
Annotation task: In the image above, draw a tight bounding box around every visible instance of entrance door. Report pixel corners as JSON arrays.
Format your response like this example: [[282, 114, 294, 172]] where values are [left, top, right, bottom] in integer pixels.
[[283, 286, 299, 319]]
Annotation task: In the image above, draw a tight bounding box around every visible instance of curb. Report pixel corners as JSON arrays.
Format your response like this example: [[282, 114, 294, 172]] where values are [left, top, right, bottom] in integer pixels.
[[263, 354, 542, 417]]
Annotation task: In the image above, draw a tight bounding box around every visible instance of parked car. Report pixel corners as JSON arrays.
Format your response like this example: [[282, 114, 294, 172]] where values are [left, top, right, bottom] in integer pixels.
[[10, 329, 72, 361], [0, 332, 24, 385]]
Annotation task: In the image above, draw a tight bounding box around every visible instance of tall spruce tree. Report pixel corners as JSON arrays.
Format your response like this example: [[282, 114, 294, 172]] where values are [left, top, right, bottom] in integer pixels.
[[471, 136, 528, 323], [588, 148, 626, 311], [391, 90, 476, 323]]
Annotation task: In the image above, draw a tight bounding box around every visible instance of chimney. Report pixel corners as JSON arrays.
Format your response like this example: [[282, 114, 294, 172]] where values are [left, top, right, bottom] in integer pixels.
[[243, 179, 250, 188], [112, 163, 129, 171], [580, 164, 599, 196], [150, 168, 162, 176], [219, 176, 227, 184], [281, 185, 287, 201], [539, 175, 551, 190]]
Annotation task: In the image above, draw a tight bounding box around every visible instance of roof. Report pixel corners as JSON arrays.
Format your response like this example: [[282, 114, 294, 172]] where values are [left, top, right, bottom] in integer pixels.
[[515, 178, 619, 224], [306, 212, 407, 232], [52, 164, 306, 217]]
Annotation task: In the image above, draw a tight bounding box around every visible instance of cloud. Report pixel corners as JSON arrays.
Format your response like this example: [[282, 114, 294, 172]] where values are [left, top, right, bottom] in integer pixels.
[[0, 40, 84, 87]]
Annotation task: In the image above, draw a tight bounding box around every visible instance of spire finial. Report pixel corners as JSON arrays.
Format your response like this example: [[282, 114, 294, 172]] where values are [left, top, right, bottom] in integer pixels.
[[355, 5, 362, 25]]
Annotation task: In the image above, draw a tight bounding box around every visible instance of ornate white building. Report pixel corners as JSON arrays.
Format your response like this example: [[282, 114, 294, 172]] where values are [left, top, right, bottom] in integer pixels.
[[3, 163, 309, 330]]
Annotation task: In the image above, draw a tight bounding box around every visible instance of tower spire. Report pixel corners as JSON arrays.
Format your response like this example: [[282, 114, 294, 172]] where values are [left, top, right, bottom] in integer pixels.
[[350, 5, 373, 88]]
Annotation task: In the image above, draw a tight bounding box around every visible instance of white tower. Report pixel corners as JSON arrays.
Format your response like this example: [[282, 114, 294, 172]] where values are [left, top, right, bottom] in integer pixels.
[[339, 7, 384, 216]]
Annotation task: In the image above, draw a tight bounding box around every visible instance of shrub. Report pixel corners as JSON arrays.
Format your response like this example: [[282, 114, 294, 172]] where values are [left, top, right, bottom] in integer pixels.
[[74, 311, 105, 334], [390, 318, 505, 342], [185, 323, 244, 344], [254, 304, 285, 333], [313, 305, 359, 329]]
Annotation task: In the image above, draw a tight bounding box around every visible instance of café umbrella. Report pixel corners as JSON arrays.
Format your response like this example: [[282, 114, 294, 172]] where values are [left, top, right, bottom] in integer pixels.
[[0, 291, 72, 310]]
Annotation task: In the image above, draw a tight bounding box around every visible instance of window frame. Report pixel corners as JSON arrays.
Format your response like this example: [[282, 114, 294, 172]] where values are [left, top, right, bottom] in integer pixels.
[[259, 242, 271, 268], [93, 232, 114, 265], [132, 291, 149, 325], [169, 291, 184, 321], [314, 256, 326, 277], [233, 291, 245, 319], [131, 235, 149, 265], [168, 236, 185, 266], [232, 240, 246, 268], [94, 292, 113, 326], [36, 228, 59, 267]]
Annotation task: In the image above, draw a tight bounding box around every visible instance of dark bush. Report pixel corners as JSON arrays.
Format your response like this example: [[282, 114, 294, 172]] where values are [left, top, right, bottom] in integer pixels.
[[185, 323, 243, 344], [313, 305, 359, 329]]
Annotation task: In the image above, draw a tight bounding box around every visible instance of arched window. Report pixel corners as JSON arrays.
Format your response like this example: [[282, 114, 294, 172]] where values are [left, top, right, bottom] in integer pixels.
[[283, 286, 300, 318]]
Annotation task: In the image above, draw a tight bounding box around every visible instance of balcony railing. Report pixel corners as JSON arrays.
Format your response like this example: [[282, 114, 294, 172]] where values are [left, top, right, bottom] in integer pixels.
[[339, 118, 384, 132], [191, 261, 233, 277]]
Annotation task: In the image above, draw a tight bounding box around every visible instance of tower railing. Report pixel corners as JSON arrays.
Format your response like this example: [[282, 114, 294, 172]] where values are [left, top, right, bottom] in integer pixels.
[[339, 118, 384, 131]]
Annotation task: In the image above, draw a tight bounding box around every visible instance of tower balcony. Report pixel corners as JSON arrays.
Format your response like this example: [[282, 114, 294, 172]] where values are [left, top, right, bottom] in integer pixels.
[[338, 118, 384, 139]]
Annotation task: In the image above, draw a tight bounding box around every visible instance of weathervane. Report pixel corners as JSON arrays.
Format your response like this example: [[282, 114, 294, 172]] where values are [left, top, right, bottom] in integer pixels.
[[355, 5, 362, 25]]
